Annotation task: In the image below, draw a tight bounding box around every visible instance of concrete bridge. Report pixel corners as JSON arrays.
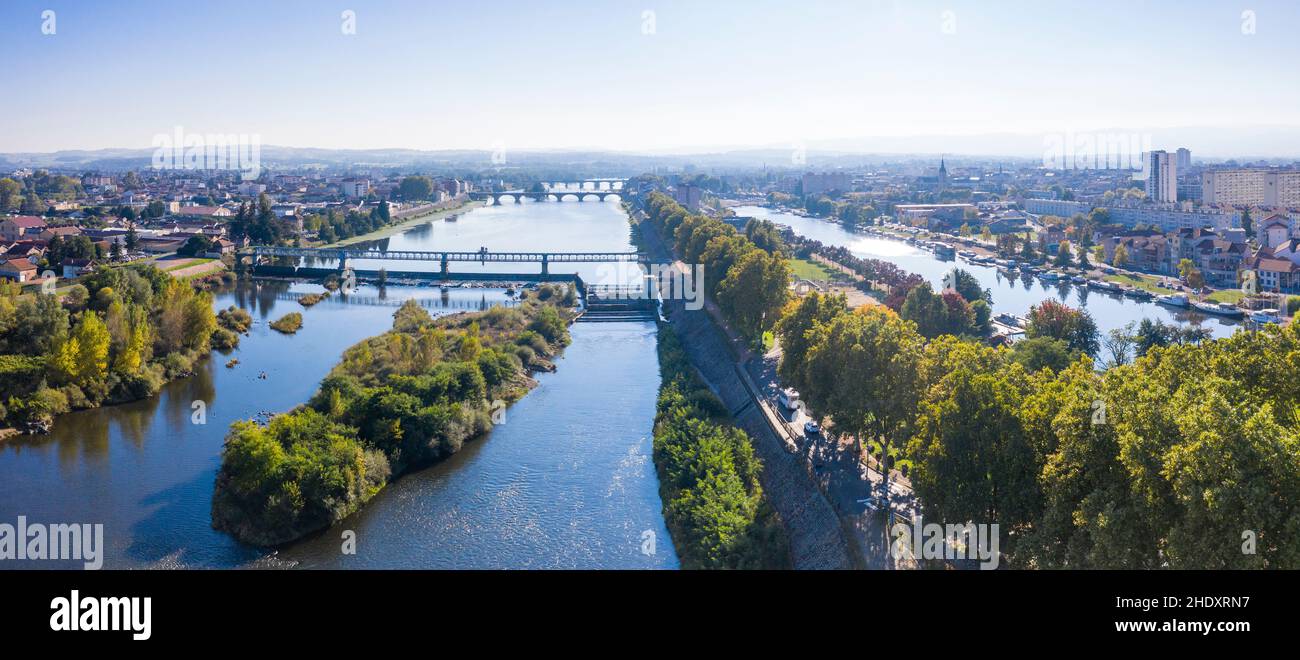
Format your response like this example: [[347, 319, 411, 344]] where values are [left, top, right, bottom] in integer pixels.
[[243, 245, 643, 276], [470, 190, 622, 205], [470, 179, 627, 205]]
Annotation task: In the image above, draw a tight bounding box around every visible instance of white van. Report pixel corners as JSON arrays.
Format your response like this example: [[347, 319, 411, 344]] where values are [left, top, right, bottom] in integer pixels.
[[778, 388, 800, 410]]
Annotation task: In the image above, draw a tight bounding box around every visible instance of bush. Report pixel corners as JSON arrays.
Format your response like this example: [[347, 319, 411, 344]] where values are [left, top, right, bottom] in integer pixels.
[[163, 351, 194, 378], [527, 306, 568, 346], [270, 312, 304, 334], [651, 324, 789, 569], [210, 327, 240, 350], [217, 306, 252, 333]]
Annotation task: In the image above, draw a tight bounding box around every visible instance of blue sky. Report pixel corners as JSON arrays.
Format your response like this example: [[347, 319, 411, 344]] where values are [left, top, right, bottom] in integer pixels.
[[3, 0, 1299, 153]]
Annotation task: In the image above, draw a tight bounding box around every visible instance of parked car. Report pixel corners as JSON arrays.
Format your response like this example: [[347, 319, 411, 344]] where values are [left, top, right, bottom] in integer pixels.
[[803, 420, 821, 436]]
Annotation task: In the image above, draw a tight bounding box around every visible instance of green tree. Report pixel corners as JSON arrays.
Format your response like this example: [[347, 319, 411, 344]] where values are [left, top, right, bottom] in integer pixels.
[[398, 176, 434, 201], [1111, 243, 1129, 268], [1025, 299, 1099, 357], [716, 249, 790, 344]]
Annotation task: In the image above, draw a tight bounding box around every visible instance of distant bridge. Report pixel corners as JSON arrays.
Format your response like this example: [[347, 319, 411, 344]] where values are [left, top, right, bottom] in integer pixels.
[[242, 245, 644, 275], [471, 190, 622, 205], [470, 179, 627, 205]]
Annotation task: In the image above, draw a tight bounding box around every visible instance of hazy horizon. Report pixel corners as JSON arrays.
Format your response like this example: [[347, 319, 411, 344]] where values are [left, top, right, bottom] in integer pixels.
[[5, 0, 1300, 157]]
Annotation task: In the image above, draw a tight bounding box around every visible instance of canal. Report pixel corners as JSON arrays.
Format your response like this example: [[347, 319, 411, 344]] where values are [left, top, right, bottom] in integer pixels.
[[736, 205, 1241, 341], [0, 199, 677, 569]]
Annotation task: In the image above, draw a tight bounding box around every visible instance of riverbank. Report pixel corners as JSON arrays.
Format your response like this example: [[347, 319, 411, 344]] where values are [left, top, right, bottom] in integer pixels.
[[630, 204, 853, 569], [0, 263, 232, 436], [210, 283, 579, 546], [326, 197, 481, 247]]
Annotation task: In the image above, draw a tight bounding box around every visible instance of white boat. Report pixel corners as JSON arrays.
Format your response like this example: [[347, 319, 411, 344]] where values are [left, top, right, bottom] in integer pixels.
[[1156, 293, 1189, 307], [1192, 301, 1245, 318], [1249, 309, 1283, 324], [1039, 271, 1061, 281]]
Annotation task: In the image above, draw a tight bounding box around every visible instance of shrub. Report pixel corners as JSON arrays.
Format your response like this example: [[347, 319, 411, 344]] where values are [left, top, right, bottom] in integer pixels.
[[217, 306, 252, 333], [210, 327, 240, 350], [270, 312, 304, 334]]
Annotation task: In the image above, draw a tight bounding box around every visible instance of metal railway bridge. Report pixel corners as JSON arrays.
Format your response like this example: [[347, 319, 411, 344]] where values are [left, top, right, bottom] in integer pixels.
[[242, 245, 645, 276]]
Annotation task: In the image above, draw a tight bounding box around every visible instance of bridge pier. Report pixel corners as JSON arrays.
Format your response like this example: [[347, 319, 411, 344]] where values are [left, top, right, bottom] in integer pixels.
[[492, 195, 502, 206], [440, 254, 449, 277], [541, 254, 549, 277]]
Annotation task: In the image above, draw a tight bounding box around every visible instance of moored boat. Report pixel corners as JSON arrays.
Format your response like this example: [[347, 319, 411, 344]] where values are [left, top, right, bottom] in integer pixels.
[[1250, 308, 1283, 324], [1191, 301, 1245, 318]]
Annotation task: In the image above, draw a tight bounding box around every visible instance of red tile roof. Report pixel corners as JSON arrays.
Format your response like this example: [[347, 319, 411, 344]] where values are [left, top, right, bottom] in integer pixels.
[[3, 215, 46, 229]]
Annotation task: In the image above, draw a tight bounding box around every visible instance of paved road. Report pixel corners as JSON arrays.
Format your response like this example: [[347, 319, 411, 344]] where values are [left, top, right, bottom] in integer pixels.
[[745, 341, 919, 569]]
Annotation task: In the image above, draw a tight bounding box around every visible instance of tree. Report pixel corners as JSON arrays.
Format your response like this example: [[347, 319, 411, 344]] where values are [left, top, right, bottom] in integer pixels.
[[1053, 240, 1073, 268], [71, 311, 111, 391], [1111, 243, 1129, 268], [1241, 208, 1253, 236], [908, 351, 1038, 533], [0, 178, 20, 211], [178, 235, 213, 257], [398, 176, 434, 201], [944, 267, 990, 304], [1024, 299, 1099, 357], [773, 292, 848, 392], [899, 281, 977, 339], [716, 249, 790, 344], [1010, 336, 1075, 372], [1103, 323, 1136, 368], [802, 307, 925, 462]]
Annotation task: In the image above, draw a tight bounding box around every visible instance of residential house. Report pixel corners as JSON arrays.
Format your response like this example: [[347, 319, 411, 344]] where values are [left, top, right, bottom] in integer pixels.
[[1248, 254, 1300, 294], [38, 225, 83, 242], [174, 205, 233, 219], [203, 238, 236, 258], [62, 258, 97, 279], [1167, 228, 1249, 286], [1259, 214, 1293, 249], [0, 258, 39, 282], [1103, 230, 1170, 274], [0, 215, 47, 242]]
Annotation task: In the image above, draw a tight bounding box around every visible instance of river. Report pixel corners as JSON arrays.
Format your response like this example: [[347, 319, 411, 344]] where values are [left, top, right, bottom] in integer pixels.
[[736, 205, 1241, 341], [0, 198, 677, 570]]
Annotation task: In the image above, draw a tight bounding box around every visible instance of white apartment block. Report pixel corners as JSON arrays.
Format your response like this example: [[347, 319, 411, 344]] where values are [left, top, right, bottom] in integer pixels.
[[802, 172, 852, 197], [1024, 198, 1238, 233], [1144, 150, 1177, 202], [339, 178, 370, 199], [1201, 169, 1300, 207]]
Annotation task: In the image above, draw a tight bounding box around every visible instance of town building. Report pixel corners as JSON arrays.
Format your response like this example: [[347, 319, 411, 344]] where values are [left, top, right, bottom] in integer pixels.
[[1145, 150, 1177, 203], [0, 257, 39, 282], [340, 178, 370, 199], [1201, 168, 1300, 207], [0, 215, 48, 242], [801, 172, 852, 197]]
